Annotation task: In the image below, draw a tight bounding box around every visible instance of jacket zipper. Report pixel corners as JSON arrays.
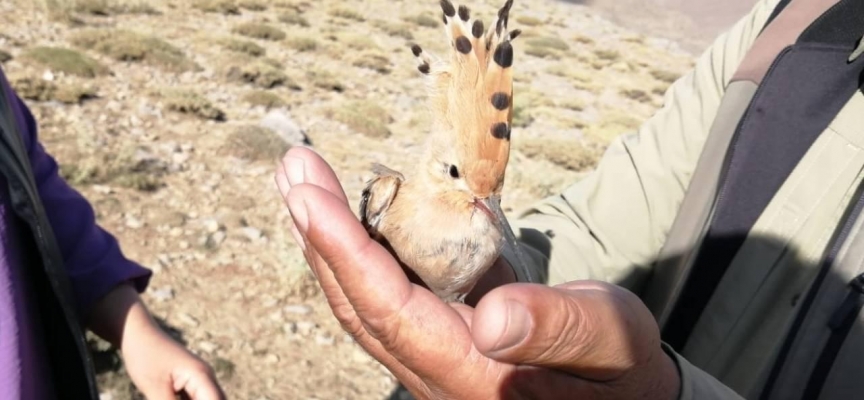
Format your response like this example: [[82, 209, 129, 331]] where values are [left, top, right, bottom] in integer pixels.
[[800, 272, 864, 399]]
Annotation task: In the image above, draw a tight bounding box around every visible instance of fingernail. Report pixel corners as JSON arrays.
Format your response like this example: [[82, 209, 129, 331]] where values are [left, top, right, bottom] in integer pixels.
[[285, 156, 305, 187], [491, 300, 532, 352], [287, 196, 309, 233]]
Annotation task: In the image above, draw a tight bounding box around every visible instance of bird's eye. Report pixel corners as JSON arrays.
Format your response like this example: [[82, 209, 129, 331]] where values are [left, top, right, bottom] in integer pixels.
[[449, 165, 460, 179]]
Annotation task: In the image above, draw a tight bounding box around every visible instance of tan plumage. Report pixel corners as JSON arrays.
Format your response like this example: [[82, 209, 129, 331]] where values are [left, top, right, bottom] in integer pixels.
[[360, 0, 527, 303]]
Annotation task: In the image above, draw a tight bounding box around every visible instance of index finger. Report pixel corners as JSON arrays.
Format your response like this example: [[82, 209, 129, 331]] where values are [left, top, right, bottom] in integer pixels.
[[280, 146, 349, 205]]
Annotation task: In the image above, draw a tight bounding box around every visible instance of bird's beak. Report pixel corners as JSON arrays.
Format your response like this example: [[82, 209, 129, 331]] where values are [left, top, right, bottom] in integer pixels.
[[478, 195, 536, 283]]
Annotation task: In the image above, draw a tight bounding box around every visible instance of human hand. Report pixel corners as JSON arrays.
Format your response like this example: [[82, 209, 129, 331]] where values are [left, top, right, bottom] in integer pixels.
[[89, 285, 226, 400], [274, 146, 680, 400]]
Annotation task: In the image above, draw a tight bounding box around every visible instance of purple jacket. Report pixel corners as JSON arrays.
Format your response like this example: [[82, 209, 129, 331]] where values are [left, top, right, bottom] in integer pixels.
[[0, 67, 151, 398]]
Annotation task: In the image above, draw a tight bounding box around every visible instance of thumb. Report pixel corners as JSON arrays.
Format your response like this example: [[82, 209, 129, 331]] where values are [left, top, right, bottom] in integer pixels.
[[471, 281, 661, 382]]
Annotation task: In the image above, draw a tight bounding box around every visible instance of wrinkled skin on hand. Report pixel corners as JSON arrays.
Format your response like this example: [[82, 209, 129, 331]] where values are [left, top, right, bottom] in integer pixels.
[[274, 147, 681, 400]]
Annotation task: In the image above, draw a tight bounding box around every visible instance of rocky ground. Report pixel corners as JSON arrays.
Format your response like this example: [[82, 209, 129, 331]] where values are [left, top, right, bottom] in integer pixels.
[[0, 0, 695, 398]]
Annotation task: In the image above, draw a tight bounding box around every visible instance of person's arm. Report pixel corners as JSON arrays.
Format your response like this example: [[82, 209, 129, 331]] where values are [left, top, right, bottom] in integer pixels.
[[9, 86, 224, 400], [504, 0, 781, 293]]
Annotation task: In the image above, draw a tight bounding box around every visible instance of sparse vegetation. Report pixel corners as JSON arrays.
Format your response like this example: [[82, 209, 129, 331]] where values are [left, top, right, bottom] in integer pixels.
[[224, 125, 291, 161], [527, 36, 570, 51], [225, 61, 299, 90], [328, 7, 365, 22], [21, 46, 108, 78], [404, 13, 439, 28], [516, 16, 544, 26], [329, 101, 391, 138], [650, 68, 680, 83], [193, 0, 240, 15], [307, 70, 344, 92], [9, 75, 97, 104], [159, 89, 226, 121], [340, 34, 379, 51], [620, 88, 651, 103], [232, 22, 286, 41], [586, 110, 643, 141], [238, 0, 267, 11], [372, 20, 414, 40], [242, 90, 286, 109], [557, 98, 587, 111], [573, 34, 595, 45], [69, 29, 198, 72], [64, 0, 160, 16], [518, 138, 602, 171], [279, 9, 310, 27], [594, 48, 621, 61], [60, 144, 166, 191], [352, 52, 391, 74], [220, 38, 266, 57], [285, 36, 318, 52], [525, 46, 560, 59]]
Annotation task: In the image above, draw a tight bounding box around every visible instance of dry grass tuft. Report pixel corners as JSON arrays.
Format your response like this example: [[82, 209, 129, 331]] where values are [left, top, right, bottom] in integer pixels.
[[219, 38, 266, 57], [193, 0, 239, 15], [594, 48, 621, 61], [224, 125, 291, 161], [285, 36, 318, 52], [159, 89, 226, 121], [328, 7, 365, 22], [527, 36, 570, 51], [69, 29, 198, 72], [232, 22, 286, 41], [21, 46, 109, 77], [649, 68, 680, 84], [238, 0, 267, 11], [279, 9, 310, 27], [10, 75, 97, 104], [585, 110, 642, 142], [518, 138, 603, 171], [372, 20, 414, 40], [351, 52, 391, 74], [242, 90, 286, 109], [307, 70, 344, 92], [404, 13, 439, 28], [516, 16, 544, 26], [60, 145, 166, 191], [224, 61, 300, 90], [328, 101, 392, 138], [620, 88, 651, 103]]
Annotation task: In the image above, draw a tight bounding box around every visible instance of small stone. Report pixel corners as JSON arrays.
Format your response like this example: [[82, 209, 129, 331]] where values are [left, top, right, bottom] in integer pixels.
[[295, 321, 316, 336], [198, 341, 219, 353], [125, 216, 144, 229], [179, 240, 190, 249], [202, 218, 221, 233], [315, 334, 335, 346], [259, 109, 310, 147], [42, 70, 54, 81], [99, 393, 113, 400], [177, 313, 199, 327], [204, 231, 226, 249], [264, 354, 280, 364], [151, 286, 174, 302], [239, 227, 263, 242], [92, 185, 113, 194], [283, 304, 313, 316]]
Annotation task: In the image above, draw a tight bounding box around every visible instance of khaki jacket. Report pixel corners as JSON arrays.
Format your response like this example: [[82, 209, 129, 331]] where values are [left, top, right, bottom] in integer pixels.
[[504, 0, 864, 398]]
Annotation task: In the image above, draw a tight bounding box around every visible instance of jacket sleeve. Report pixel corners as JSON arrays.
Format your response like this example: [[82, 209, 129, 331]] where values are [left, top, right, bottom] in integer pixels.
[[500, 1, 781, 399], [502, 0, 781, 294], [11, 92, 152, 321]]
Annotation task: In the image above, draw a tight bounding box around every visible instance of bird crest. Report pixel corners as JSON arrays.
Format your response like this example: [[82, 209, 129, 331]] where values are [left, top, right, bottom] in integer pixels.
[[411, 0, 520, 198]]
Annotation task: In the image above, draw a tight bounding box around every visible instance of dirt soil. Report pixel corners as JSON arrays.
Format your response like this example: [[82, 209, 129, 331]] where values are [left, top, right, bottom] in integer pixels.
[[0, 0, 699, 398]]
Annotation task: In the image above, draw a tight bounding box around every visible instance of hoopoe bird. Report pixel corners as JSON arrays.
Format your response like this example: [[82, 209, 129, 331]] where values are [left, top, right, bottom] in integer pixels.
[[359, 0, 533, 303]]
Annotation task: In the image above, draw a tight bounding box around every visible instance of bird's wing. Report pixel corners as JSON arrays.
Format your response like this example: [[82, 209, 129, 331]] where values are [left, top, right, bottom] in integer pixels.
[[360, 163, 404, 235]]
